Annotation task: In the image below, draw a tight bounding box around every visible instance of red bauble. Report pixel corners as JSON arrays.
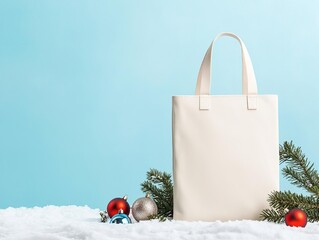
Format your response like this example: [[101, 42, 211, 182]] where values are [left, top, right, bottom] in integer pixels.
[[285, 208, 307, 227], [107, 196, 130, 218]]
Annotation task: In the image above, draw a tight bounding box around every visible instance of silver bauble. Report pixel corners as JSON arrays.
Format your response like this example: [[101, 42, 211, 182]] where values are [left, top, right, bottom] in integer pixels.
[[132, 195, 158, 222]]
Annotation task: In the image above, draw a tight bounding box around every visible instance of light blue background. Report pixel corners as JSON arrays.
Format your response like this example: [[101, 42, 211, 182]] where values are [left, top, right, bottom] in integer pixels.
[[1, 0, 318, 209]]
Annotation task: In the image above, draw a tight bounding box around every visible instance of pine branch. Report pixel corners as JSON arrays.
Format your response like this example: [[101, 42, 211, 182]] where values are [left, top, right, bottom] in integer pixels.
[[261, 191, 319, 222], [148, 214, 168, 222], [141, 168, 173, 220], [268, 191, 319, 210], [280, 141, 319, 196], [260, 208, 285, 223], [262, 141, 319, 223]]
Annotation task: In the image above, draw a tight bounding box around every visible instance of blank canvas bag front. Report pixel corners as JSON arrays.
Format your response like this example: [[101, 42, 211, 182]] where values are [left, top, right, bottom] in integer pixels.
[[172, 32, 279, 221]]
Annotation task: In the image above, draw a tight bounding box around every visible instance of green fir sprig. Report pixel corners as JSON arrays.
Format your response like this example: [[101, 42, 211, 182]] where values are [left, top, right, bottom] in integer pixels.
[[141, 169, 173, 221], [261, 141, 319, 222]]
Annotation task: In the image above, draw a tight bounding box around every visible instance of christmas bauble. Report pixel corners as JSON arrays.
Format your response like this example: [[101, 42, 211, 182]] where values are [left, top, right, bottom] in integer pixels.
[[107, 196, 130, 218], [285, 208, 307, 227], [132, 194, 158, 222], [109, 210, 132, 224]]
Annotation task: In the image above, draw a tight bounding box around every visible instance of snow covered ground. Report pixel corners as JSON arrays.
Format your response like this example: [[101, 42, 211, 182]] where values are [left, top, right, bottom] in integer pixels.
[[0, 206, 318, 240]]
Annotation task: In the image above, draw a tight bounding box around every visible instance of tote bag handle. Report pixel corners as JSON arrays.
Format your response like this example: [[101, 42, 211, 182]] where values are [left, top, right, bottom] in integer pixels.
[[195, 32, 258, 97]]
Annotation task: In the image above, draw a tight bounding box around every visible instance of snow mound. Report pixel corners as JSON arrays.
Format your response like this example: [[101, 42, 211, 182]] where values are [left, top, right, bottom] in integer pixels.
[[0, 205, 318, 240]]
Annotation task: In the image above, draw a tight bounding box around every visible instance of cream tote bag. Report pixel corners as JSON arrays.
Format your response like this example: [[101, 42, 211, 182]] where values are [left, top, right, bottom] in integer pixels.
[[172, 32, 279, 221]]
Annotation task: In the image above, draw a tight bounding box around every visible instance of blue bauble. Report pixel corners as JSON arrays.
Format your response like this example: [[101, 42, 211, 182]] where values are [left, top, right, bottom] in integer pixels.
[[109, 213, 132, 224]]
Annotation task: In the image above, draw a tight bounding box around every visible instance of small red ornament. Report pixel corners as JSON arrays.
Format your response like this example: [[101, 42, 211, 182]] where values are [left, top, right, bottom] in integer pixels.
[[107, 196, 130, 218], [285, 208, 307, 227]]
